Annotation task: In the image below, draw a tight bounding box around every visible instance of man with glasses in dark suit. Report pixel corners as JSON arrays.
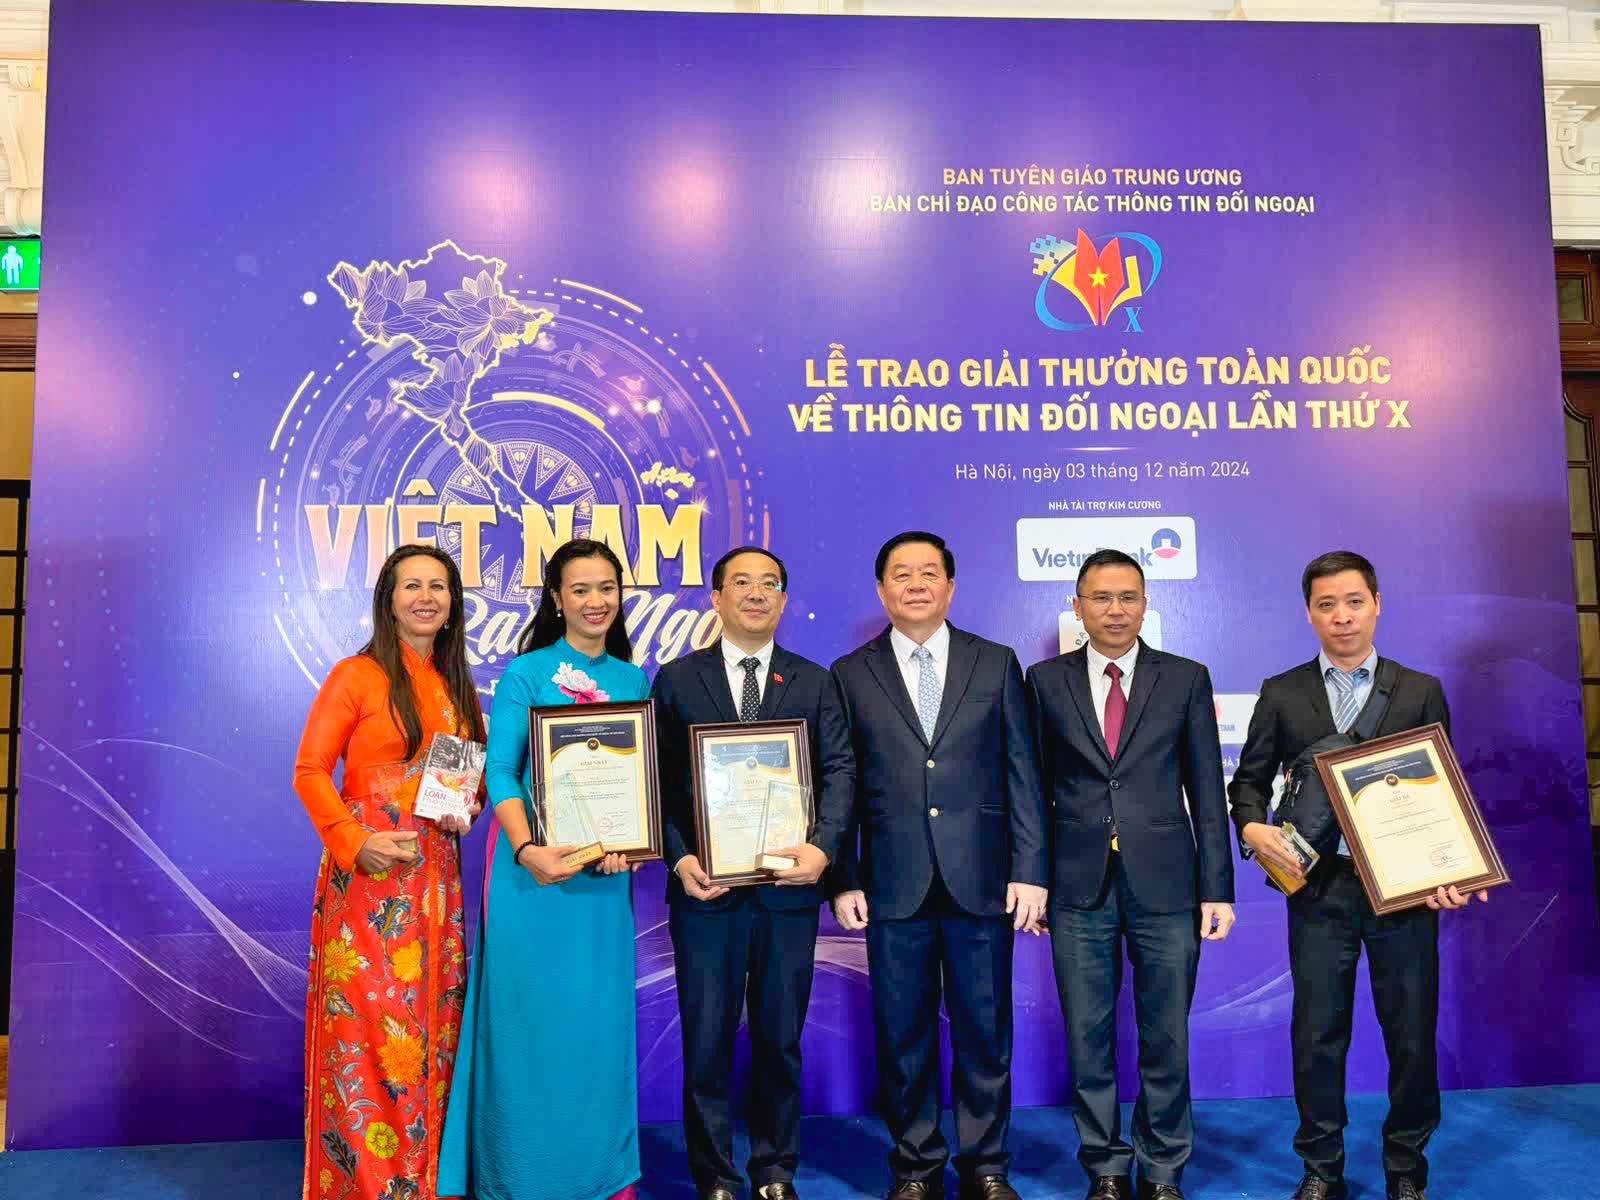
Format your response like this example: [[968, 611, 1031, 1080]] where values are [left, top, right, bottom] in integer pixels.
[[1026, 549, 1235, 1200], [653, 546, 855, 1200]]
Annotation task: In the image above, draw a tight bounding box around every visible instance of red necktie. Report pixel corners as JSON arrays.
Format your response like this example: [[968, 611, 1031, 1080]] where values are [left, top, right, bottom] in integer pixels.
[[1103, 661, 1126, 757]]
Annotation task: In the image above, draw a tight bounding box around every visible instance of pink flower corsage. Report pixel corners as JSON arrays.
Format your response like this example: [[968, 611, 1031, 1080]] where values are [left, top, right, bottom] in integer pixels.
[[554, 661, 610, 704]]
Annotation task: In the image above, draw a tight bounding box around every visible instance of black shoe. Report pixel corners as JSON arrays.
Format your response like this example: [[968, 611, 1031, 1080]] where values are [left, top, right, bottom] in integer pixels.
[[1089, 1177, 1133, 1200], [962, 1176, 1021, 1200], [1291, 1173, 1348, 1200], [889, 1181, 944, 1200], [760, 1185, 799, 1200], [1387, 1180, 1424, 1200], [1136, 1184, 1184, 1200]]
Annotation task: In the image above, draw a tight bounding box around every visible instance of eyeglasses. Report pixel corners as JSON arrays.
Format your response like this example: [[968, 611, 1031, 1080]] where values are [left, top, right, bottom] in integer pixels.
[[1076, 591, 1146, 610], [723, 577, 784, 596]]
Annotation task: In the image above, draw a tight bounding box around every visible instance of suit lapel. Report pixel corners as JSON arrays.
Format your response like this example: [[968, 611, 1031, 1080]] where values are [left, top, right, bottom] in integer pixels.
[[1062, 647, 1112, 763], [1116, 641, 1161, 754], [696, 643, 739, 723], [1297, 658, 1335, 733], [757, 647, 796, 720], [929, 626, 980, 749], [864, 627, 929, 745]]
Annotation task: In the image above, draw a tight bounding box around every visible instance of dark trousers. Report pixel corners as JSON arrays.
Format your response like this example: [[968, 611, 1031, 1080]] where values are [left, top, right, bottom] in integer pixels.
[[1050, 853, 1200, 1186], [1289, 859, 1440, 1188], [865, 871, 1015, 1184], [669, 897, 821, 1193]]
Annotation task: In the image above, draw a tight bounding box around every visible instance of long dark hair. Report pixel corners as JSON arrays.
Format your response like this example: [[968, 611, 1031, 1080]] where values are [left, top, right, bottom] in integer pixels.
[[362, 543, 486, 759], [516, 538, 634, 662]]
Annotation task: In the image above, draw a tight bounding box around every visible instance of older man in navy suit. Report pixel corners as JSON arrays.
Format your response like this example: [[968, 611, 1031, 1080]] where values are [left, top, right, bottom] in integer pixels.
[[830, 530, 1048, 1200], [1026, 549, 1235, 1200], [652, 546, 855, 1200]]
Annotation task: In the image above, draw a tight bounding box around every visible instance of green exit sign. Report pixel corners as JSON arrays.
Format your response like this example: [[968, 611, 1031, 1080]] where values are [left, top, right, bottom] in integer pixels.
[[0, 238, 39, 291]]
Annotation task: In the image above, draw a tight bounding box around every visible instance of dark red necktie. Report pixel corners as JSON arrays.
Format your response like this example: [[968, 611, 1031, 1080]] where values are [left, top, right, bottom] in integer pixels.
[[1103, 662, 1126, 757]]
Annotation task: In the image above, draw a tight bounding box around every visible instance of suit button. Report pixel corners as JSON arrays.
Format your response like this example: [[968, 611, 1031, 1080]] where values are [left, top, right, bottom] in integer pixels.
[[1110, 780, 1121, 790], [926, 759, 936, 769], [929, 807, 940, 817]]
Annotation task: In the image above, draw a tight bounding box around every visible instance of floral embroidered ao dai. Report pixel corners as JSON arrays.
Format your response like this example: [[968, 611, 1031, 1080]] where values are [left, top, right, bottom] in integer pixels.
[[294, 645, 472, 1200]]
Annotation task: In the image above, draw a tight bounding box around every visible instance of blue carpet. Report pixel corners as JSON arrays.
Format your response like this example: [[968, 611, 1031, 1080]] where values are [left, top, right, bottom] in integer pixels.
[[1, 1086, 1592, 1199]]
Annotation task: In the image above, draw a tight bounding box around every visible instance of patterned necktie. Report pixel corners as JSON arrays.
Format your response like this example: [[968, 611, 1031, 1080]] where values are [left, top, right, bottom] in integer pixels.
[[1103, 661, 1127, 757], [739, 657, 762, 722], [1327, 665, 1369, 733], [911, 645, 939, 742]]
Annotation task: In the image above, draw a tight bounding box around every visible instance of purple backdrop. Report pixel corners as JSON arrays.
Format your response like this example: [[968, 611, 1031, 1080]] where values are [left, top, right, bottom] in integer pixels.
[[10, 0, 1599, 1152]]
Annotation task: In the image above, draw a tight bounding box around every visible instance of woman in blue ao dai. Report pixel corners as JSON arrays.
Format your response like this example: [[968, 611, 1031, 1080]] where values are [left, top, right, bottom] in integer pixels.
[[438, 539, 648, 1200]]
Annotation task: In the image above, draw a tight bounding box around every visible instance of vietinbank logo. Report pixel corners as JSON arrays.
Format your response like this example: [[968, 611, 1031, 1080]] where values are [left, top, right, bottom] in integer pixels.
[[1031, 229, 1163, 332], [1017, 517, 1198, 581]]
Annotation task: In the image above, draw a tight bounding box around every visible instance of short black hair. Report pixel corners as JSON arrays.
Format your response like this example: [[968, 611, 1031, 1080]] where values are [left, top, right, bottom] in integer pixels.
[[875, 531, 955, 581], [711, 545, 788, 593], [1075, 548, 1145, 591], [1301, 550, 1379, 604]]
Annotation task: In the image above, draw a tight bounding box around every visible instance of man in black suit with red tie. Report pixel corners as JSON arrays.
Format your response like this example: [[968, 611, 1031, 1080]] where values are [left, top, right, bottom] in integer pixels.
[[1025, 549, 1235, 1200], [651, 546, 855, 1200], [830, 530, 1049, 1200], [1229, 551, 1486, 1200]]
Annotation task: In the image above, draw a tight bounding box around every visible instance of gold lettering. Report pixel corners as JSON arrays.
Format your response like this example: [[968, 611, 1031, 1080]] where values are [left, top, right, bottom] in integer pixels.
[[586, 506, 634, 585], [364, 503, 391, 587], [634, 503, 704, 587], [305, 504, 364, 590], [396, 503, 442, 549], [444, 504, 496, 588], [518, 504, 578, 587]]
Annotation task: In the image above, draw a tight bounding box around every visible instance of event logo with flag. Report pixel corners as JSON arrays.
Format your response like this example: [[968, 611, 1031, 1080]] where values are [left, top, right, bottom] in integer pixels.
[[1031, 228, 1164, 332]]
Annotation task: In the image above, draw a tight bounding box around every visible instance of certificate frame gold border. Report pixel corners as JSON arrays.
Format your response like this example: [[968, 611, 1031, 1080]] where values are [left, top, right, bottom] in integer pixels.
[[1314, 722, 1509, 915], [529, 699, 663, 864], [690, 718, 814, 887]]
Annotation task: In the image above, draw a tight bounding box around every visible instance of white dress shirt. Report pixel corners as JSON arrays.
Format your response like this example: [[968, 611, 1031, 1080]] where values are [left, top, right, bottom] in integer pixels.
[[723, 638, 775, 709], [1085, 640, 1140, 736], [890, 622, 950, 705]]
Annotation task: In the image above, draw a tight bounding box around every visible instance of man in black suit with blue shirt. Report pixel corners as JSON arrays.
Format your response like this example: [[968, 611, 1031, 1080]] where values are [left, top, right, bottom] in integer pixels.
[[830, 530, 1048, 1200], [1228, 551, 1486, 1200], [651, 546, 855, 1200], [1025, 549, 1235, 1200]]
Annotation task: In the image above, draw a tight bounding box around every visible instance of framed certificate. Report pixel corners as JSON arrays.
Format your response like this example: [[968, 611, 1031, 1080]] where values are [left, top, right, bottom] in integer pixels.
[[530, 700, 663, 864], [690, 719, 815, 886], [1314, 722, 1509, 915]]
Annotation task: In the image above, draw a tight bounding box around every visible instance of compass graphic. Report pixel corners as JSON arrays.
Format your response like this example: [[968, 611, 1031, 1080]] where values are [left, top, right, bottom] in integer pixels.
[[256, 241, 762, 691]]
